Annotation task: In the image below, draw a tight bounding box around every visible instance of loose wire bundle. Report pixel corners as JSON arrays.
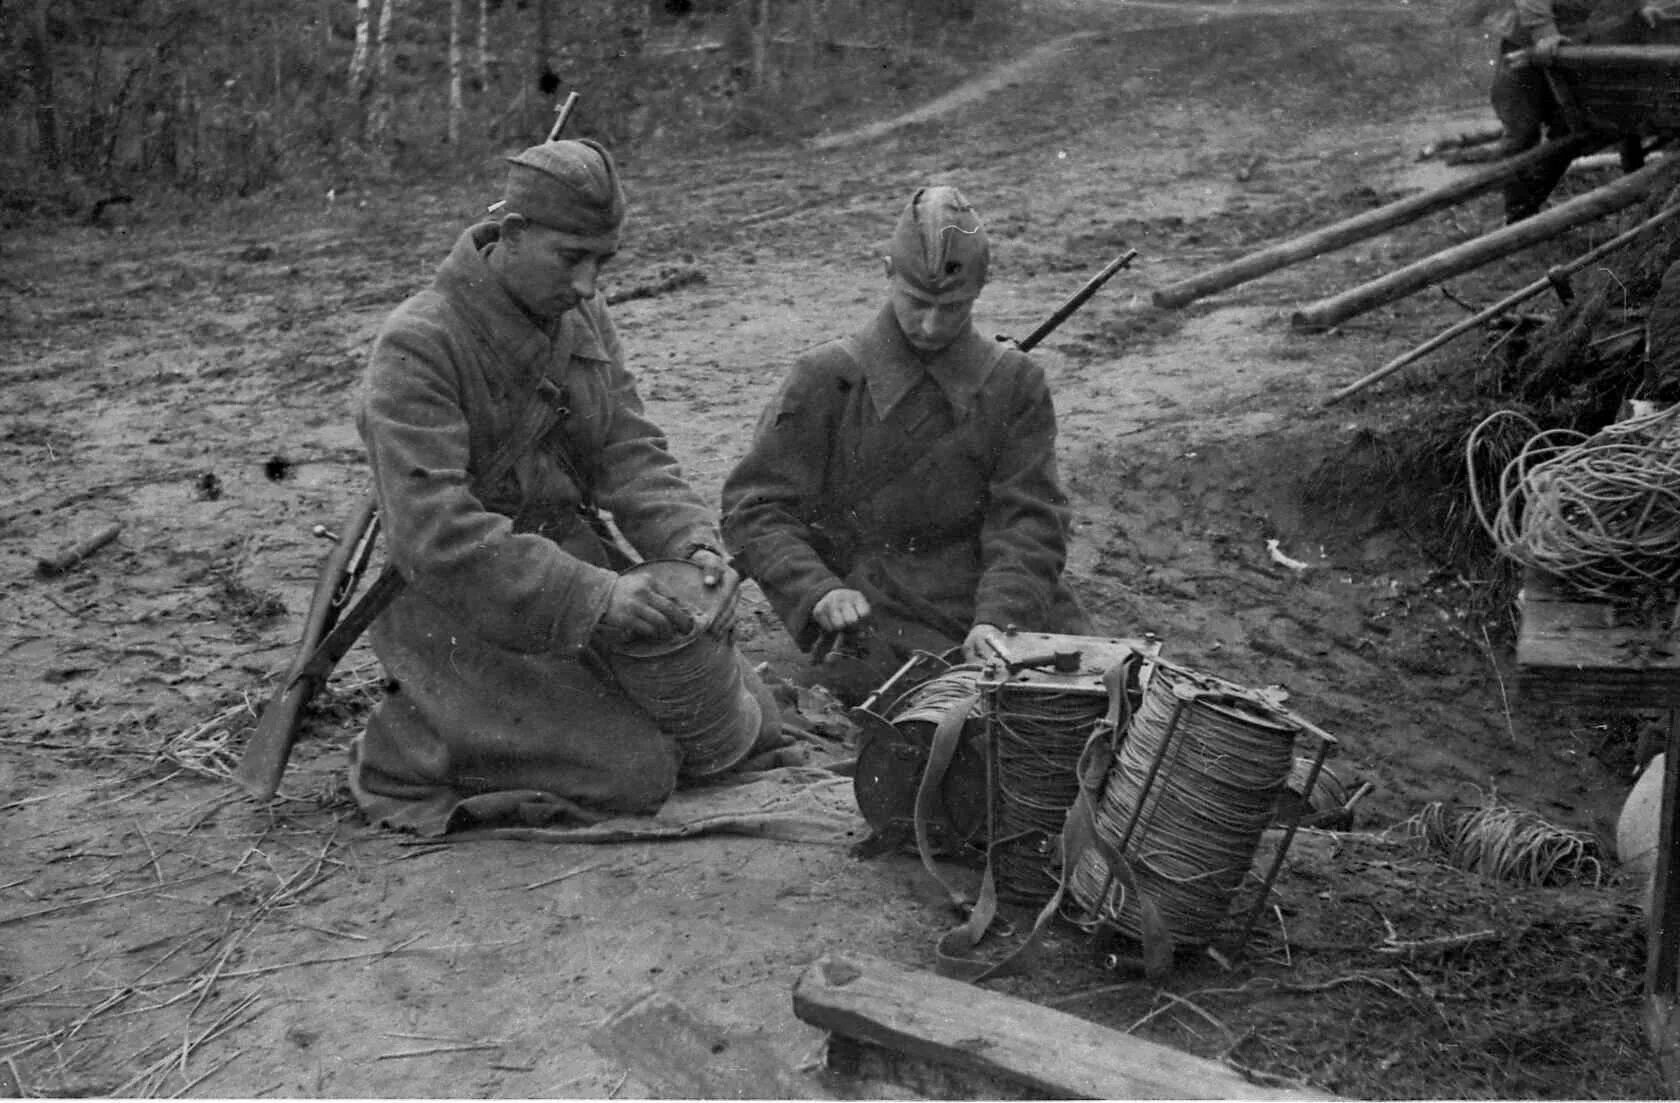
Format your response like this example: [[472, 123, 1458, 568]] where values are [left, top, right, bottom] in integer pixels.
[[1068, 661, 1298, 947], [1406, 796, 1605, 887], [1467, 404, 1680, 602]]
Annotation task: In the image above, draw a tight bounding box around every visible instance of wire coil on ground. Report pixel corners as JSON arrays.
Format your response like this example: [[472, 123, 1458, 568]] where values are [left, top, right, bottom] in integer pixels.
[[1468, 404, 1680, 601], [1067, 660, 1297, 947], [991, 685, 1108, 902]]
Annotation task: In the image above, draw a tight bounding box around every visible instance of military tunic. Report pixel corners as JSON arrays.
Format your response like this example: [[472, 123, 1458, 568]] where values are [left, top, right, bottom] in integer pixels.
[[721, 304, 1088, 673], [351, 223, 725, 835]]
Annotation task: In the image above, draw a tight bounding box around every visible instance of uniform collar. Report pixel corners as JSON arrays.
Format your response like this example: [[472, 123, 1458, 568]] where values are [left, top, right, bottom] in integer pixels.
[[855, 303, 1003, 422], [435, 222, 612, 382]]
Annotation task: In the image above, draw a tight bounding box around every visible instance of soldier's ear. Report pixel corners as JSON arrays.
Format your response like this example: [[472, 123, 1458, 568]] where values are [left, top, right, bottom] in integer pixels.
[[882, 256, 895, 280]]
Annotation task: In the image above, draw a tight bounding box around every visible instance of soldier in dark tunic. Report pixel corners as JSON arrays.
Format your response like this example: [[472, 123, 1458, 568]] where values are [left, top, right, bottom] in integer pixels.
[[721, 186, 1089, 702], [1490, 0, 1670, 221], [351, 139, 777, 835]]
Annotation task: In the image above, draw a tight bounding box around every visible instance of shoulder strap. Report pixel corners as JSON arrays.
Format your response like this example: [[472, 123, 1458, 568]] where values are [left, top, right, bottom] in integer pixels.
[[827, 336, 1009, 511]]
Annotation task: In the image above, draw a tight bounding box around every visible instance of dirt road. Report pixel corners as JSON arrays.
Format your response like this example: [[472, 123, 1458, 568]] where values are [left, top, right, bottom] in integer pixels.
[[0, 0, 1661, 1096]]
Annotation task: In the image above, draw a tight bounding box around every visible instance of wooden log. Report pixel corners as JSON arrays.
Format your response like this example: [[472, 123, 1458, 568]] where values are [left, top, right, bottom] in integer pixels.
[[1148, 133, 1600, 310], [1291, 153, 1680, 332], [34, 521, 122, 578], [1323, 199, 1680, 405], [1548, 43, 1680, 68], [588, 990, 820, 1099], [792, 952, 1335, 1100]]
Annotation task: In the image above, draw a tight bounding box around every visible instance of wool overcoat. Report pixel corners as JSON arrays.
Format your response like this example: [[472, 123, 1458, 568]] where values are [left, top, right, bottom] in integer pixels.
[[351, 223, 729, 835], [721, 304, 1089, 671]]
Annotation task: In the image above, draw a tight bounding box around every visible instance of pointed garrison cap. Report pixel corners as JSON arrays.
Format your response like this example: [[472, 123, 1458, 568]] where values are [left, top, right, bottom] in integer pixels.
[[502, 138, 626, 249], [887, 185, 989, 302]]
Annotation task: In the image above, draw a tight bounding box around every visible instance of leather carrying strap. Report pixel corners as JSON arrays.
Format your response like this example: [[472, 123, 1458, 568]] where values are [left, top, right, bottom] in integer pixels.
[[915, 656, 1174, 984]]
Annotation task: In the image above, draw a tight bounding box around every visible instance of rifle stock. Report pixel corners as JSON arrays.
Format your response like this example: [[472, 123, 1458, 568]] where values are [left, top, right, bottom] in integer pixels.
[[235, 493, 380, 800]]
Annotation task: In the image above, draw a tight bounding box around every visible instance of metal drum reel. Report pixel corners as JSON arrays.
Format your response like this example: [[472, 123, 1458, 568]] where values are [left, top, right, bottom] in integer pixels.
[[851, 630, 1162, 901]]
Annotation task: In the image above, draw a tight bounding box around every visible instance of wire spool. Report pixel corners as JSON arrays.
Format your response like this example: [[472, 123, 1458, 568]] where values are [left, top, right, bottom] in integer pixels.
[[1067, 660, 1299, 948], [604, 559, 767, 779], [856, 664, 991, 853], [990, 685, 1109, 903]]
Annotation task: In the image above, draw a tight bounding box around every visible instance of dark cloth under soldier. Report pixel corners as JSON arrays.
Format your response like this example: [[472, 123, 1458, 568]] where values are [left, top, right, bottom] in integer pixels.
[[351, 138, 779, 836], [720, 185, 1090, 703], [1490, 0, 1677, 222]]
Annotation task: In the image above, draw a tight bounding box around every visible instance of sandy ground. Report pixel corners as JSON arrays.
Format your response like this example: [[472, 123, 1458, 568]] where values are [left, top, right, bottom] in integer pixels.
[[0, 0, 1665, 1096]]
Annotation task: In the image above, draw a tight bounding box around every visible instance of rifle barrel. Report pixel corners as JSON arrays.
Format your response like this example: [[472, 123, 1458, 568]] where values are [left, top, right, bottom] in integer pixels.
[[1018, 249, 1139, 352], [547, 91, 581, 141]]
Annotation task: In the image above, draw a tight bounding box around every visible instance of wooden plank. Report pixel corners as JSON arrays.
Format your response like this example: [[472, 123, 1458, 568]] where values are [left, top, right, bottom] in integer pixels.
[[1515, 571, 1680, 710], [588, 990, 821, 1099], [792, 953, 1334, 1100]]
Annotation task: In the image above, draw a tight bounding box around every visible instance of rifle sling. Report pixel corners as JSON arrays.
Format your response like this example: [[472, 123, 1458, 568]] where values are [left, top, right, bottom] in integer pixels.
[[288, 385, 590, 690], [823, 335, 1007, 512]]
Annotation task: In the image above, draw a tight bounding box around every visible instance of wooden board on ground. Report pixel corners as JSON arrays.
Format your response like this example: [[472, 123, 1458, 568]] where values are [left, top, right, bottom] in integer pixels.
[[1515, 568, 1680, 710], [792, 952, 1335, 1100]]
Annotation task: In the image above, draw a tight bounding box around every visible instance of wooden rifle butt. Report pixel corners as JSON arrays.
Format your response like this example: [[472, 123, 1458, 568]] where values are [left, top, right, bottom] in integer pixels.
[[234, 493, 380, 802]]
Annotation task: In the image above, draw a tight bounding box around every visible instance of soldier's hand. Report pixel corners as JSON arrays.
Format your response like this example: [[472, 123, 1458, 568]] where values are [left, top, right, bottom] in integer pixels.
[[812, 588, 871, 632], [1533, 33, 1565, 61], [602, 573, 695, 640], [962, 623, 1007, 664], [689, 548, 741, 638]]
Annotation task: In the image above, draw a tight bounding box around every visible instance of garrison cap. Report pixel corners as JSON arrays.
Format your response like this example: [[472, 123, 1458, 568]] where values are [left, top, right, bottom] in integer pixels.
[[502, 138, 626, 250], [887, 185, 989, 302]]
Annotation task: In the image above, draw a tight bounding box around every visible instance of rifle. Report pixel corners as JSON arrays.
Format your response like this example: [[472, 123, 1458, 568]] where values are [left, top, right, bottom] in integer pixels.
[[1014, 248, 1138, 352], [234, 91, 583, 802]]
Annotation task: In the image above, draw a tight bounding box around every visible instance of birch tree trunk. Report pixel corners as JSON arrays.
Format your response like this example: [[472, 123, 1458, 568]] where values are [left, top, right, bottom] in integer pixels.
[[369, 0, 399, 149], [448, 0, 463, 144], [476, 0, 492, 88], [751, 0, 770, 91], [349, 0, 376, 100]]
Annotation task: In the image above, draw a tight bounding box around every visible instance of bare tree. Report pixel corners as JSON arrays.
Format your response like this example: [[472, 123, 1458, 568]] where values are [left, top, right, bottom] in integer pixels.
[[448, 0, 464, 144], [369, 0, 399, 148], [24, 0, 60, 170], [349, 0, 377, 100], [476, 0, 492, 88]]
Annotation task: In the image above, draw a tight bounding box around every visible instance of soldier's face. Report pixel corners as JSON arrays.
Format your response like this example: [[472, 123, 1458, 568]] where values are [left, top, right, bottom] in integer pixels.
[[499, 220, 615, 320], [888, 278, 977, 354]]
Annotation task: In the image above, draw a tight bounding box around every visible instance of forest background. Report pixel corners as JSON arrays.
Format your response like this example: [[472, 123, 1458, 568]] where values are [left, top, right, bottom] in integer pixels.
[[3, 0, 1010, 211]]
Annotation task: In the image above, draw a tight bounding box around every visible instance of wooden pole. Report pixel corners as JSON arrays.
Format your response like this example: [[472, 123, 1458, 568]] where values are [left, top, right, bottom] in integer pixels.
[[1291, 154, 1680, 333], [1149, 134, 1600, 310], [1323, 200, 1680, 405], [34, 521, 122, 578]]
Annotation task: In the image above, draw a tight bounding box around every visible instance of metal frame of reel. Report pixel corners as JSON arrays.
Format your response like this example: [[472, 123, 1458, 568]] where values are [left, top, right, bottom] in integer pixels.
[[1075, 666, 1342, 968], [850, 630, 1162, 884]]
